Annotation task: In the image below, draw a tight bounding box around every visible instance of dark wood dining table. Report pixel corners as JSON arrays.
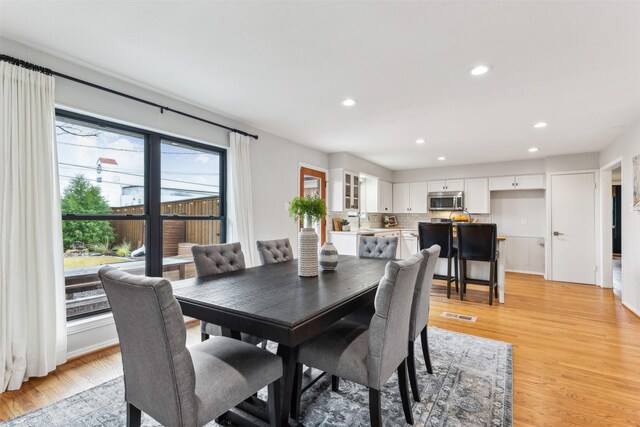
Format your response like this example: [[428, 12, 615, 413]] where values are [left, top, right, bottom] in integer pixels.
[[172, 255, 389, 426]]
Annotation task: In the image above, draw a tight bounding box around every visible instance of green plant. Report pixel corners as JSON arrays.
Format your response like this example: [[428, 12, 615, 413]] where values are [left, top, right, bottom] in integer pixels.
[[61, 175, 115, 249], [91, 238, 113, 254], [113, 240, 132, 257], [288, 195, 327, 227], [340, 219, 350, 226]]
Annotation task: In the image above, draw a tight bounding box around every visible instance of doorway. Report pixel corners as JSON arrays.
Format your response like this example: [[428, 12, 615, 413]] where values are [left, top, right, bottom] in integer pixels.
[[550, 172, 596, 284], [612, 166, 622, 293], [299, 166, 327, 245]]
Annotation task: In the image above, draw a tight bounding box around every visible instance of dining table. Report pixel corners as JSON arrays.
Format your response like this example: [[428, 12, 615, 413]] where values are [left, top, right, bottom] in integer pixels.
[[172, 255, 390, 426]]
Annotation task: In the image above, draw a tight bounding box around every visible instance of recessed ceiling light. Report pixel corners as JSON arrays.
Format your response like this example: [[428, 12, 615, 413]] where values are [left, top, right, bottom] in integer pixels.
[[416, 138, 426, 144], [438, 156, 446, 161], [469, 64, 492, 76], [528, 147, 539, 153], [533, 122, 547, 128], [341, 98, 357, 107]]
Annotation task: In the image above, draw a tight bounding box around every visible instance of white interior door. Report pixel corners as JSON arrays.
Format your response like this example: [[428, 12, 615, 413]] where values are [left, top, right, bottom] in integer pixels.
[[551, 173, 596, 284]]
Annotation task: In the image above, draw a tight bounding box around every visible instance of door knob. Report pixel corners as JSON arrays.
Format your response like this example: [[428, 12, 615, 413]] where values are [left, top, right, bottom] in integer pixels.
[[553, 231, 563, 236]]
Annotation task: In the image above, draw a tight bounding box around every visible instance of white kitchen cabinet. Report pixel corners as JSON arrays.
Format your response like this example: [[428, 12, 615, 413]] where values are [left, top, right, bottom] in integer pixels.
[[399, 231, 418, 259], [489, 174, 545, 191], [379, 180, 393, 213], [409, 181, 428, 213], [393, 183, 411, 213], [428, 179, 464, 192], [328, 232, 359, 256], [329, 169, 360, 211], [393, 182, 427, 213], [464, 178, 490, 214], [515, 174, 545, 190], [361, 175, 378, 213]]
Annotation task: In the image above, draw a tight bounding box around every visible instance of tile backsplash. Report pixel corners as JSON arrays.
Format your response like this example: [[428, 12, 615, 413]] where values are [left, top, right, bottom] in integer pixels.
[[328, 211, 491, 230]]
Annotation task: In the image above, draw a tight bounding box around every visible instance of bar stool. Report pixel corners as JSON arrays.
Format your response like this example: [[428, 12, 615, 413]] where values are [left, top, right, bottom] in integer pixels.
[[418, 222, 458, 298], [456, 223, 499, 305]]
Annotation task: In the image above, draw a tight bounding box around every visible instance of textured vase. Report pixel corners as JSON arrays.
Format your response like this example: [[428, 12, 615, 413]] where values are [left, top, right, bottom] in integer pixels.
[[319, 242, 339, 271], [298, 227, 319, 277]]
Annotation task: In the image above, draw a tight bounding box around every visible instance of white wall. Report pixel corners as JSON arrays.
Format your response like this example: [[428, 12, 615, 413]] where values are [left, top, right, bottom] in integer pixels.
[[1, 37, 329, 355], [393, 158, 546, 182], [490, 190, 546, 237], [328, 152, 393, 182], [546, 152, 600, 172], [600, 121, 640, 316]]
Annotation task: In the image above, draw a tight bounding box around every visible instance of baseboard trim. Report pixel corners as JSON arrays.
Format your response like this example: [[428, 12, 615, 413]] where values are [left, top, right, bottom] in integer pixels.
[[67, 338, 120, 360], [622, 302, 640, 319], [506, 269, 544, 276]]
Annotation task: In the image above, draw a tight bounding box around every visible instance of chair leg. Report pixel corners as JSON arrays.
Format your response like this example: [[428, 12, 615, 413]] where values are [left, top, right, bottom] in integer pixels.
[[268, 379, 283, 427], [407, 342, 420, 402], [494, 261, 499, 298], [290, 364, 302, 420], [454, 255, 459, 293], [489, 261, 495, 306], [369, 388, 382, 427], [331, 375, 340, 392], [261, 340, 268, 349], [420, 326, 433, 374], [397, 359, 414, 425], [127, 402, 141, 427], [201, 332, 209, 342], [460, 260, 466, 301], [446, 256, 452, 299]]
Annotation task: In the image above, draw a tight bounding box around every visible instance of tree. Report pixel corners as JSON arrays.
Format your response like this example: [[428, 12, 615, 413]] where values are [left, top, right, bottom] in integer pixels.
[[61, 175, 115, 249]]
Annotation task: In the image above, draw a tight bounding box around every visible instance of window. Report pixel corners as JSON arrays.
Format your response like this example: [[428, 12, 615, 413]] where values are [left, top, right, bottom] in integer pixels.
[[56, 111, 226, 320]]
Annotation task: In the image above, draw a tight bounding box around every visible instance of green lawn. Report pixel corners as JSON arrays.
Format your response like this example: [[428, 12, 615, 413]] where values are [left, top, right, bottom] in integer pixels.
[[64, 256, 130, 269]]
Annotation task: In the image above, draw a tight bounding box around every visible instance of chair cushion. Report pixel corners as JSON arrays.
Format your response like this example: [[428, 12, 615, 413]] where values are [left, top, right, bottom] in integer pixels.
[[297, 319, 369, 387], [256, 238, 293, 265], [190, 336, 282, 425], [358, 236, 398, 259], [201, 321, 265, 346]]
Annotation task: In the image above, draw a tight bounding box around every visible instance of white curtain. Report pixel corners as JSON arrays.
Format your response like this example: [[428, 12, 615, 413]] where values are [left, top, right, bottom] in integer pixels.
[[227, 132, 256, 267], [0, 62, 67, 392]]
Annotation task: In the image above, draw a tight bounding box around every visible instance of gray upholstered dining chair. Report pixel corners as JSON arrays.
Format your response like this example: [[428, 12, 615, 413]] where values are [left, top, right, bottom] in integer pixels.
[[292, 254, 424, 426], [358, 235, 398, 259], [98, 266, 283, 427], [192, 243, 264, 345], [256, 238, 294, 265], [341, 245, 441, 403]]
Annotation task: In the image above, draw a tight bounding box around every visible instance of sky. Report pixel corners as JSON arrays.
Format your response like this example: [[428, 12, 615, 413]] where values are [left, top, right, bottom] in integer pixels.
[[56, 117, 220, 208]]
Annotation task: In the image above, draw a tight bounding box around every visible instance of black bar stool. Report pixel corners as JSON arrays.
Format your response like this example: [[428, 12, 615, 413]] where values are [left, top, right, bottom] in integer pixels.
[[418, 222, 458, 298], [456, 223, 499, 305]]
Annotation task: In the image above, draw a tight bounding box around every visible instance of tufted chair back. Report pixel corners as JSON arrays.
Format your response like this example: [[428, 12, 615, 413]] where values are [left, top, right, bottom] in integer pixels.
[[358, 236, 398, 259], [256, 238, 294, 265], [409, 245, 441, 341], [98, 266, 197, 427], [191, 242, 246, 277]]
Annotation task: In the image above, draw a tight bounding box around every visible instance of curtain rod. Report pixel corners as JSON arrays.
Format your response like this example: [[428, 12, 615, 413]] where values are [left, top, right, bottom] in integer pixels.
[[0, 54, 259, 140]]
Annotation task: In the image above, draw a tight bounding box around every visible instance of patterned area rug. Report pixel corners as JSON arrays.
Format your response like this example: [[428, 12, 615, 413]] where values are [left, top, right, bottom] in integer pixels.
[[2, 327, 512, 426]]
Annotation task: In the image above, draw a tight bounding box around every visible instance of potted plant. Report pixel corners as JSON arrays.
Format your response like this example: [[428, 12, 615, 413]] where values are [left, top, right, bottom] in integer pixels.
[[288, 195, 327, 228], [288, 196, 327, 277]]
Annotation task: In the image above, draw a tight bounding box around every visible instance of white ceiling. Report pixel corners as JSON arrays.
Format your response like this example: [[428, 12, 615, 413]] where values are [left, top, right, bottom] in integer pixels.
[[1, 1, 639, 170]]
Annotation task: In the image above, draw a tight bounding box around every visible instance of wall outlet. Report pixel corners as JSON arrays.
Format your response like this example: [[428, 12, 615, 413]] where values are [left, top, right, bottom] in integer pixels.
[[521, 218, 527, 225]]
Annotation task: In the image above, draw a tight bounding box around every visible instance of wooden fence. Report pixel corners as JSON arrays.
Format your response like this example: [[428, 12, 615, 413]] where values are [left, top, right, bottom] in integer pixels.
[[111, 196, 221, 256]]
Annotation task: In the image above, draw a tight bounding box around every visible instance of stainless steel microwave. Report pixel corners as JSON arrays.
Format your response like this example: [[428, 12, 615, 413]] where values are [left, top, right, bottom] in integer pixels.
[[427, 191, 464, 211]]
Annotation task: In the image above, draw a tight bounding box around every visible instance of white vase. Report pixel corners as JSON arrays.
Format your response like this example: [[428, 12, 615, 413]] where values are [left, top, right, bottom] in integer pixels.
[[298, 227, 319, 277], [319, 242, 339, 271]]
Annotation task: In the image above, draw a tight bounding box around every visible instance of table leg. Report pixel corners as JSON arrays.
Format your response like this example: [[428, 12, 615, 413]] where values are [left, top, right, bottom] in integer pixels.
[[498, 240, 506, 303], [276, 344, 298, 426], [221, 327, 242, 340], [179, 263, 186, 280]]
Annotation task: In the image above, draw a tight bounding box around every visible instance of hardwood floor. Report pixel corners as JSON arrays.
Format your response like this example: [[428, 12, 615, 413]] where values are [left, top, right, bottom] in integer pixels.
[[1, 273, 639, 425]]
